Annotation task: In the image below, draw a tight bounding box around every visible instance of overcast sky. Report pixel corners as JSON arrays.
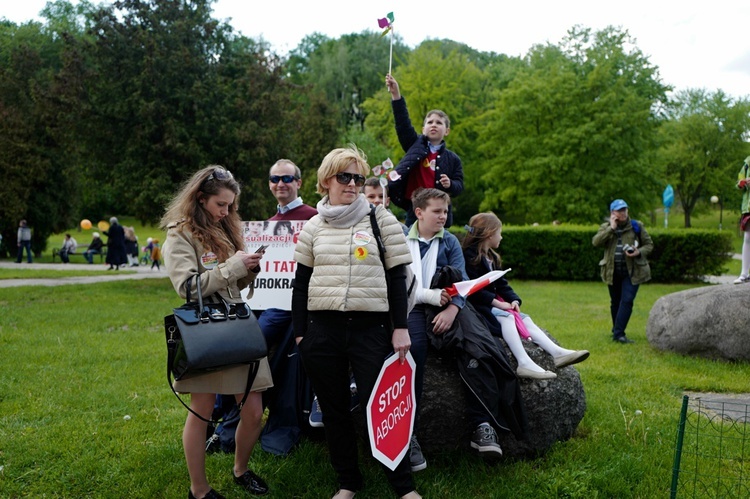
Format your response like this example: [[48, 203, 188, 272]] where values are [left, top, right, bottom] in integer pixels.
[[4, 0, 750, 100]]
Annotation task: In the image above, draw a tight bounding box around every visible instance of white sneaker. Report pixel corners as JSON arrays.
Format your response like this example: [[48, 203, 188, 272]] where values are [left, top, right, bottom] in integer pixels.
[[733, 275, 750, 284]]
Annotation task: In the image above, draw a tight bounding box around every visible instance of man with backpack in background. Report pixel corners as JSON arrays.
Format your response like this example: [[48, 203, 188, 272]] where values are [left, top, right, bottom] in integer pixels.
[[592, 199, 653, 344]]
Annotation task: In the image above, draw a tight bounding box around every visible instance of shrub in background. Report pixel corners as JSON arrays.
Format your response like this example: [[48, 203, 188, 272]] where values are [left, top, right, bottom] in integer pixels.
[[451, 225, 733, 283]]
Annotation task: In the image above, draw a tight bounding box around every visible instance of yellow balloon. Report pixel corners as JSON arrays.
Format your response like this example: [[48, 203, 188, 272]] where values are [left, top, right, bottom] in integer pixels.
[[97, 220, 110, 231], [80, 219, 92, 230]]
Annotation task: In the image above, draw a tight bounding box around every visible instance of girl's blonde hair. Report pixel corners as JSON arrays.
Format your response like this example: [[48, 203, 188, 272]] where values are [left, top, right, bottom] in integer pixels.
[[316, 145, 370, 195], [160, 165, 244, 261], [462, 212, 503, 268]]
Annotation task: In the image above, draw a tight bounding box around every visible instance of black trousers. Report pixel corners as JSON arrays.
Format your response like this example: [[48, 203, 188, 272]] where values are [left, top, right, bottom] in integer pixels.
[[298, 311, 414, 496]]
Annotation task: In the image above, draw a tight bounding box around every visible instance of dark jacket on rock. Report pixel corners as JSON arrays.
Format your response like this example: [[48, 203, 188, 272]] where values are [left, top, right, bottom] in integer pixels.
[[426, 266, 528, 440]]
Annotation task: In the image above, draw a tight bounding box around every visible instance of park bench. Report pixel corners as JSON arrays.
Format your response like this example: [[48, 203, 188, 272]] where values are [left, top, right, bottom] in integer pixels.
[[52, 243, 107, 263]]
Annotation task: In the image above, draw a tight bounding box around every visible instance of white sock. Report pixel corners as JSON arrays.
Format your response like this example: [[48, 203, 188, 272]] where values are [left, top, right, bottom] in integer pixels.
[[522, 317, 575, 358], [496, 314, 545, 372]]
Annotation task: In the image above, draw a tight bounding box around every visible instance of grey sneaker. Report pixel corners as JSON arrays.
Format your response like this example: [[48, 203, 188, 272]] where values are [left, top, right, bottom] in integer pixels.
[[470, 423, 503, 458], [409, 435, 427, 472]]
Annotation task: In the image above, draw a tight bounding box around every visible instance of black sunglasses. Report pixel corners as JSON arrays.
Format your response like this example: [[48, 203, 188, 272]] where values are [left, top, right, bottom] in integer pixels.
[[204, 168, 233, 185], [269, 174, 299, 184], [335, 172, 366, 187]]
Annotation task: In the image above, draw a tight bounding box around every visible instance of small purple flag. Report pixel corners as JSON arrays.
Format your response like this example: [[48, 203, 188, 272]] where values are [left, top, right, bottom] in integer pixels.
[[377, 12, 394, 29]]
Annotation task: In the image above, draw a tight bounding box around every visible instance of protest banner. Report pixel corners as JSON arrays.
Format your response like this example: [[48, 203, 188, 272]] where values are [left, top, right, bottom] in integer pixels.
[[240, 220, 307, 310]]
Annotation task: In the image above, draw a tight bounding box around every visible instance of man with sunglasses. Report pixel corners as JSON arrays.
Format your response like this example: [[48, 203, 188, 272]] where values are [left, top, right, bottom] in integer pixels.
[[256, 159, 318, 456], [268, 159, 318, 221]]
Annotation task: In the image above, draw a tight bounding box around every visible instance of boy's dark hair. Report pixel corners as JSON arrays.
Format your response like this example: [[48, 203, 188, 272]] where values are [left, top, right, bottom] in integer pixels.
[[424, 109, 450, 129], [363, 177, 382, 189], [411, 187, 450, 211]]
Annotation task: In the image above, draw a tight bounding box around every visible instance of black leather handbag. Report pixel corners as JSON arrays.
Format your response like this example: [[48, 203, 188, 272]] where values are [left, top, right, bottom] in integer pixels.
[[165, 274, 267, 421]]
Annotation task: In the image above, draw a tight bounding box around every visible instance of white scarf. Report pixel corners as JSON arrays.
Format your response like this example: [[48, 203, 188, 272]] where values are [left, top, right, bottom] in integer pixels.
[[316, 194, 371, 228], [407, 227, 441, 305]]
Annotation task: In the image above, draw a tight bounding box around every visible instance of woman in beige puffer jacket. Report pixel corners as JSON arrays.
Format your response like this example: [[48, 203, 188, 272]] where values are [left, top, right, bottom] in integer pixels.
[[292, 146, 421, 499]]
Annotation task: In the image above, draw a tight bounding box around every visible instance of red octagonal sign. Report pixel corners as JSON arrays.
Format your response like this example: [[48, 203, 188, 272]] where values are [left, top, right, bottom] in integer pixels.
[[367, 352, 416, 470]]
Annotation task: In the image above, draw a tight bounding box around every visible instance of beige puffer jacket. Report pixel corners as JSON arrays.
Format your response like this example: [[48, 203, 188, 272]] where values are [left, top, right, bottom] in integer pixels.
[[294, 205, 411, 312], [163, 223, 258, 303]]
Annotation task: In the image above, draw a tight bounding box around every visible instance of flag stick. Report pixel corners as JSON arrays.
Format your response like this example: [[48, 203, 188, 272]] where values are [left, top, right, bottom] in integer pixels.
[[389, 25, 394, 74]]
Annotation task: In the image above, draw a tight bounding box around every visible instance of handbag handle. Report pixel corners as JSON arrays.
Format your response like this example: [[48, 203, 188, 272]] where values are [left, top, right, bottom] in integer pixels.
[[185, 274, 210, 323], [186, 274, 240, 321]]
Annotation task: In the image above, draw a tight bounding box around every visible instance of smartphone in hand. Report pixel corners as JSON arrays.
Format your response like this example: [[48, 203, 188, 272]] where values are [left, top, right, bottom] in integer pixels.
[[255, 245, 268, 253]]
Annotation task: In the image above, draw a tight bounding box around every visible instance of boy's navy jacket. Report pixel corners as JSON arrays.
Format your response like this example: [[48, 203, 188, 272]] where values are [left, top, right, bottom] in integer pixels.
[[388, 97, 464, 227]]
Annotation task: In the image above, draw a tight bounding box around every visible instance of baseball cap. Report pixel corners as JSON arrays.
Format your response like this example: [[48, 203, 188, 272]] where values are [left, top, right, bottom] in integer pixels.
[[610, 199, 628, 211]]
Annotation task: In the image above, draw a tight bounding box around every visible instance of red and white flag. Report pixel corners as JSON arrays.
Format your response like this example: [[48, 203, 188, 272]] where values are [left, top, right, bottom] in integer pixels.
[[444, 269, 511, 297]]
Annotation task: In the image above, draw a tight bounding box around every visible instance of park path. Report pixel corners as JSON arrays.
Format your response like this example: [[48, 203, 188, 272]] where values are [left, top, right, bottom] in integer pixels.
[[0, 261, 167, 287]]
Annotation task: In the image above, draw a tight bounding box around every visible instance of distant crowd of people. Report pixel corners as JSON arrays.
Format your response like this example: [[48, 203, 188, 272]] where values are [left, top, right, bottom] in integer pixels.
[[9, 217, 161, 270]]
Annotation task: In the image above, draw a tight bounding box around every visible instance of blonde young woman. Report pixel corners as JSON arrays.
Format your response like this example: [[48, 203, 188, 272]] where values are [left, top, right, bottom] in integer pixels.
[[161, 166, 273, 499], [462, 212, 589, 379], [292, 146, 421, 499]]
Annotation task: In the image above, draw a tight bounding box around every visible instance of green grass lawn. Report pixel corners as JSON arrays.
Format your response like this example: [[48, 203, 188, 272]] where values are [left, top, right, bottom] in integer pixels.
[[1, 278, 747, 497]]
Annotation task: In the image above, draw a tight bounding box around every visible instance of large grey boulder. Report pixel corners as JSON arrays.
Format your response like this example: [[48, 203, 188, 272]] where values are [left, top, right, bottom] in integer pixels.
[[647, 284, 750, 361], [417, 336, 587, 459]]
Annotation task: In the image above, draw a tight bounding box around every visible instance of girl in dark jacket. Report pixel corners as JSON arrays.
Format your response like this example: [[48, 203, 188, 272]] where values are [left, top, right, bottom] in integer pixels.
[[462, 213, 589, 380]]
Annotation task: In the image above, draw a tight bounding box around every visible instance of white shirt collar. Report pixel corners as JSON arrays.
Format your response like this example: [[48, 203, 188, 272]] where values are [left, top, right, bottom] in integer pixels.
[[278, 197, 303, 214]]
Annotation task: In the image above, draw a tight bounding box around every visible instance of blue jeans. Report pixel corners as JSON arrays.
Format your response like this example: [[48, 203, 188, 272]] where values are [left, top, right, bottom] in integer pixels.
[[258, 307, 292, 348], [83, 249, 100, 264], [608, 271, 639, 339], [16, 241, 32, 263]]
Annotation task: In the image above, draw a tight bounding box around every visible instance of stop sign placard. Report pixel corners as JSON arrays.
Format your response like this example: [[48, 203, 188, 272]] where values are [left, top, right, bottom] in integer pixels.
[[366, 351, 416, 470]]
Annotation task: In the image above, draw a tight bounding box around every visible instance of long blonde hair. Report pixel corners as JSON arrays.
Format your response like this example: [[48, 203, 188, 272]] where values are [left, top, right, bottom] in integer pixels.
[[160, 166, 244, 261], [462, 212, 503, 268]]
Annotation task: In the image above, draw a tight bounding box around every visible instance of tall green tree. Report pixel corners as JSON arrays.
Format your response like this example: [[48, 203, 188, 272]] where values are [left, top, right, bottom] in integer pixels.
[[74, 0, 228, 220], [657, 89, 750, 227], [61, 0, 338, 222], [476, 26, 669, 224], [0, 19, 78, 256]]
